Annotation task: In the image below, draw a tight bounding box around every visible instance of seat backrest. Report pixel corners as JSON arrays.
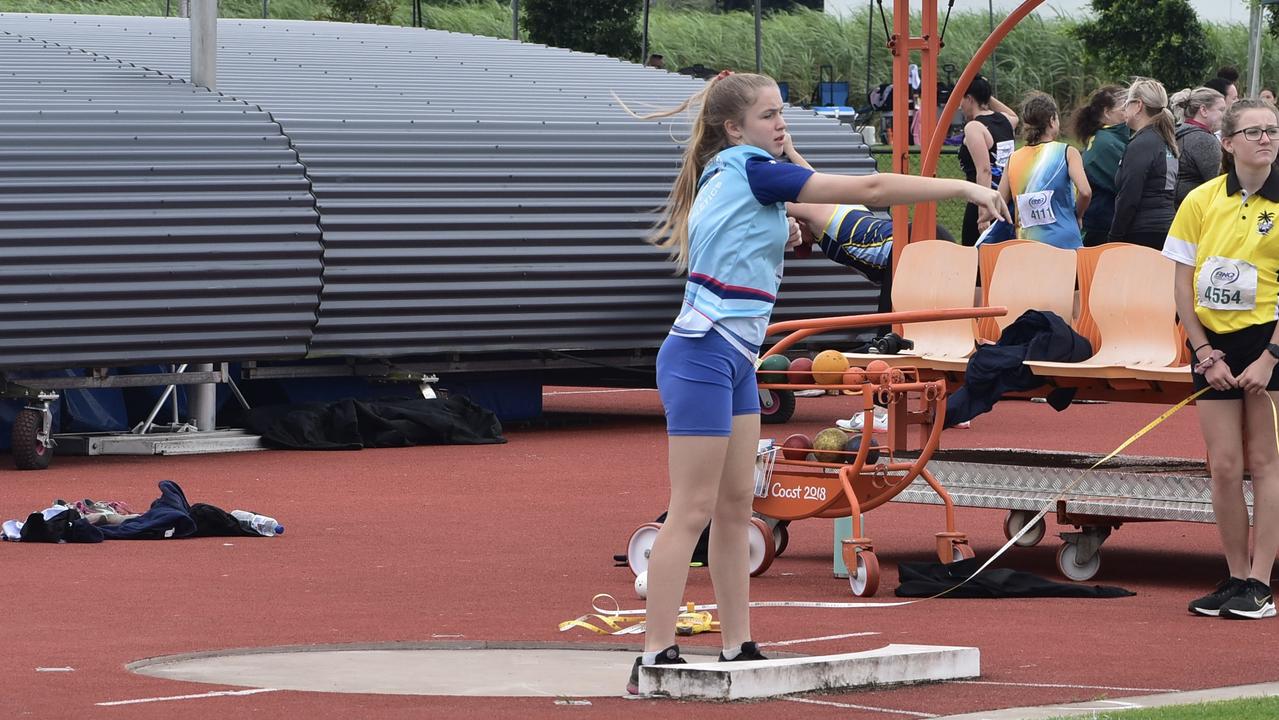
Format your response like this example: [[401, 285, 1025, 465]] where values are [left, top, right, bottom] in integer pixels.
[[976, 240, 1032, 341], [1086, 244, 1179, 366], [1073, 243, 1126, 351], [986, 242, 1077, 335], [891, 240, 979, 357]]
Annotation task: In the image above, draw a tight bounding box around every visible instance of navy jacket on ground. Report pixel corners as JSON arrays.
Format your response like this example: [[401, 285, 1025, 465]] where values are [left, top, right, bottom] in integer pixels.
[[945, 310, 1092, 426]]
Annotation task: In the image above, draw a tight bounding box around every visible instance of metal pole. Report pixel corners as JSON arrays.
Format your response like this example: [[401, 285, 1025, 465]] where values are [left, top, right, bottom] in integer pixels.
[[190, 0, 216, 90], [1249, 1, 1264, 97], [865, 0, 874, 103], [988, 0, 996, 91], [641, 0, 650, 65], [179, 0, 189, 18], [165, 0, 171, 18], [262, 0, 269, 19], [754, 0, 763, 74], [189, 0, 218, 433], [512, 0, 519, 41]]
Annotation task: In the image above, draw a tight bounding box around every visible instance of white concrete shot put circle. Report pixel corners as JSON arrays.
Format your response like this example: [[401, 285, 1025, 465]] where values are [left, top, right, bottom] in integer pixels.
[[128, 642, 727, 697]]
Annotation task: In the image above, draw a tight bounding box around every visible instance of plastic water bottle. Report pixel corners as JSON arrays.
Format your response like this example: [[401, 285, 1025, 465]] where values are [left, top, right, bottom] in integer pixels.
[[231, 510, 284, 537]]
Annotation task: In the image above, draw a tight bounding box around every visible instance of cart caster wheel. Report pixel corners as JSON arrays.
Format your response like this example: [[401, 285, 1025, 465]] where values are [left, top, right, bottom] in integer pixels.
[[1004, 510, 1046, 547], [848, 551, 880, 597], [748, 517, 776, 577], [949, 542, 975, 562], [1056, 541, 1101, 582], [627, 522, 662, 577], [772, 521, 790, 557], [759, 389, 795, 425], [11, 408, 52, 471]]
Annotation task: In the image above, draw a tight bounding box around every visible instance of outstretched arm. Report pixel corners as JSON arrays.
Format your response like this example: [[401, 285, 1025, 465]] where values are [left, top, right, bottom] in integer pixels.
[[797, 172, 1011, 224]]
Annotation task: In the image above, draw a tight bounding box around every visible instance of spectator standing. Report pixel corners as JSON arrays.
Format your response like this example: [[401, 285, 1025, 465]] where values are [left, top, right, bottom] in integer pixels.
[[995, 92, 1091, 249], [1262, 88, 1277, 105], [1071, 85, 1131, 247], [1171, 86, 1226, 205], [958, 75, 1018, 245], [1166, 98, 1279, 620], [1206, 76, 1239, 108], [1109, 78, 1179, 249]]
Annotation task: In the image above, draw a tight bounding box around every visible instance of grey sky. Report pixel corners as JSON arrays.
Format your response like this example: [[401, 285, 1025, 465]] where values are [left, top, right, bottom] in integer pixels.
[[826, 0, 1256, 25]]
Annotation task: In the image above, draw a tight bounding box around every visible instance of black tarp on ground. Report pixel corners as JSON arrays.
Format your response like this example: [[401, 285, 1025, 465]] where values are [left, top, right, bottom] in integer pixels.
[[243, 395, 505, 450], [894, 558, 1135, 599]]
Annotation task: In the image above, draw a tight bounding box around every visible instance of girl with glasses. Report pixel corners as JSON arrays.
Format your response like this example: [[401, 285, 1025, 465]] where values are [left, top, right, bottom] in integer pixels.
[[1166, 98, 1279, 620]]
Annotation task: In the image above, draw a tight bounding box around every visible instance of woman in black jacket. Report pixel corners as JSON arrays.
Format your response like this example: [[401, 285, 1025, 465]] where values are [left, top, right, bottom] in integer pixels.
[[1109, 78, 1179, 249]]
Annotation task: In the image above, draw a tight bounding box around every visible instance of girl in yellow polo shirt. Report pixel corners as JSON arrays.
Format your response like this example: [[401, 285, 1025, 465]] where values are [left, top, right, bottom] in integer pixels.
[[1165, 98, 1279, 620]]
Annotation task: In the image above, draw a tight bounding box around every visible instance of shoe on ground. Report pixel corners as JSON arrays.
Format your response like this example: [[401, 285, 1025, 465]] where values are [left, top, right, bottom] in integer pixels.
[[794, 389, 826, 398], [836, 406, 888, 433], [1220, 578, 1276, 620], [718, 641, 768, 662], [1188, 577, 1248, 617], [626, 644, 686, 695]]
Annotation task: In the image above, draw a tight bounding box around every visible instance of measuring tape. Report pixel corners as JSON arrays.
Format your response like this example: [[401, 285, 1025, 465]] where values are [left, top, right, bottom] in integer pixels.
[[561, 386, 1264, 635]]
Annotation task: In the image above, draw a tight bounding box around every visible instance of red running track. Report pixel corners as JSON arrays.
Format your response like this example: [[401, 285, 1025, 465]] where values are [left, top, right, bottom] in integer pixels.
[[1, 388, 1275, 720]]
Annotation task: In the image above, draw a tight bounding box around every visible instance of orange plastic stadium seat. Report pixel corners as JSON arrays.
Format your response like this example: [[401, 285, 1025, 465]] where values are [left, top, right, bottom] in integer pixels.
[[843, 240, 979, 369], [976, 239, 1032, 341], [1025, 244, 1179, 379]]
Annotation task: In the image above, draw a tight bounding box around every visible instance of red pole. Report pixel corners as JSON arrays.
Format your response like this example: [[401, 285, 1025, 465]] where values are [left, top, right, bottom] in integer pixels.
[[889, 0, 911, 257], [912, 0, 940, 242]]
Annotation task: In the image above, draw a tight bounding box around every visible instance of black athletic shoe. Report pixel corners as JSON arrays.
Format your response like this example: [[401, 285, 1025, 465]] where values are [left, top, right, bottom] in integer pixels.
[[1220, 579, 1277, 620], [1188, 577, 1248, 616], [718, 641, 768, 662], [626, 644, 686, 695]]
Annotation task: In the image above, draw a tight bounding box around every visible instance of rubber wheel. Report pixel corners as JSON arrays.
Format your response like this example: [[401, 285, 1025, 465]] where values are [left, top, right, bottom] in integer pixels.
[[759, 389, 795, 425], [1003, 510, 1046, 547], [772, 521, 790, 557], [11, 408, 51, 471], [849, 551, 880, 597], [1057, 542, 1101, 582], [747, 517, 776, 576], [950, 543, 975, 562], [626, 522, 663, 577]]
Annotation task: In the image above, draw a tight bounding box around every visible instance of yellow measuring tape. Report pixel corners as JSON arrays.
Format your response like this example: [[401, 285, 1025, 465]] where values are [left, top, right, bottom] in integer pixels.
[[560, 386, 1279, 632]]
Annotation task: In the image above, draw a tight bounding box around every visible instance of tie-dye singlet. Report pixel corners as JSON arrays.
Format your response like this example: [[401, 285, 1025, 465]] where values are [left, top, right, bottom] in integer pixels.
[[1006, 141, 1082, 249]]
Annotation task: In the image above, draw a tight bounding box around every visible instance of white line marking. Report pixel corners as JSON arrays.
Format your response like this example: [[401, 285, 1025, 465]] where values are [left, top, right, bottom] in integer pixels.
[[1047, 700, 1143, 711], [954, 680, 1180, 693], [35, 667, 74, 672], [784, 696, 938, 717], [96, 688, 280, 707], [542, 389, 656, 396], [761, 631, 880, 647]]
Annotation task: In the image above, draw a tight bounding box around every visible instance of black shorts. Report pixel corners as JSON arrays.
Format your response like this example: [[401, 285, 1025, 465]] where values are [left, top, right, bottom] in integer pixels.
[[1192, 321, 1279, 400]]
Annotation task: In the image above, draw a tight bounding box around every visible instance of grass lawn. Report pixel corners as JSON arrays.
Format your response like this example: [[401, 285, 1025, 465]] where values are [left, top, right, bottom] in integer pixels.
[[1048, 695, 1279, 720]]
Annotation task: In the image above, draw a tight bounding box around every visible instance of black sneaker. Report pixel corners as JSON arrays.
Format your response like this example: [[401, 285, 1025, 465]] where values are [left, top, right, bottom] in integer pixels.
[[718, 641, 768, 662], [1220, 579, 1276, 620], [1188, 577, 1247, 616], [626, 644, 686, 695]]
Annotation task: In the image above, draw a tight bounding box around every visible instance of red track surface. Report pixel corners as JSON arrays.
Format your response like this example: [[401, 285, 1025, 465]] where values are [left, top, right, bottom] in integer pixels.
[[3, 388, 1276, 719]]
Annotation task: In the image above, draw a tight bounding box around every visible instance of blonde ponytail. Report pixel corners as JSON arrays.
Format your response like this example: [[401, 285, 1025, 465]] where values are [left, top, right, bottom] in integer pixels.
[[615, 72, 778, 272]]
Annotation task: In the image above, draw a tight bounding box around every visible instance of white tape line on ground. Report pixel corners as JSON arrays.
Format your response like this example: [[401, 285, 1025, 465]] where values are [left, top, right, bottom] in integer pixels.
[[761, 631, 880, 647], [784, 696, 938, 717], [96, 688, 280, 707], [954, 680, 1180, 693]]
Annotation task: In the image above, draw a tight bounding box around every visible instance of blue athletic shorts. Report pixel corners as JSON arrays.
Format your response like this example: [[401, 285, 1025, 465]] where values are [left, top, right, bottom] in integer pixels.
[[656, 330, 760, 436]]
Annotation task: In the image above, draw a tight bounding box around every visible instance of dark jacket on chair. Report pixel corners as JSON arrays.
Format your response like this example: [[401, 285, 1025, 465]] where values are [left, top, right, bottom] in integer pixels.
[[946, 310, 1092, 426]]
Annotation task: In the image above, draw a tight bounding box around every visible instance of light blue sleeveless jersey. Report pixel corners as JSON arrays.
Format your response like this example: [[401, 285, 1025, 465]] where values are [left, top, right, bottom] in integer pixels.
[[671, 145, 789, 353]]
